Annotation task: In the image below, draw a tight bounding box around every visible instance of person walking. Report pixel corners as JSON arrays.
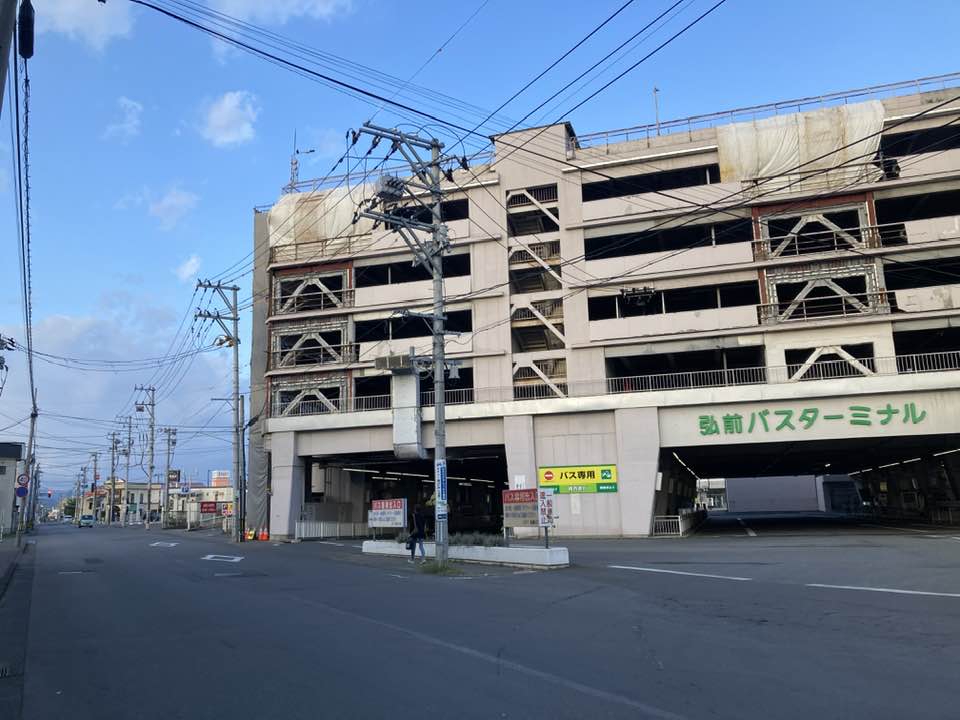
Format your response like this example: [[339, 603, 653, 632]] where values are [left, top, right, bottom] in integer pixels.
[[408, 504, 427, 564]]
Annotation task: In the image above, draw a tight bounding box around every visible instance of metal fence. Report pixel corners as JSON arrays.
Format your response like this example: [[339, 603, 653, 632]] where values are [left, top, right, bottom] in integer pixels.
[[271, 288, 355, 314], [652, 516, 681, 536], [295, 521, 369, 540], [269, 350, 960, 418]]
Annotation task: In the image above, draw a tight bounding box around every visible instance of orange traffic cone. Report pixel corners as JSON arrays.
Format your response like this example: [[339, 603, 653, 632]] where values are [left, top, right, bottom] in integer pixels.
[[259, 526, 269, 541]]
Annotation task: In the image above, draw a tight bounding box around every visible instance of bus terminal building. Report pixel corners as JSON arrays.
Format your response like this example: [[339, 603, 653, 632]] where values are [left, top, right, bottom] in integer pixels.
[[248, 75, 960, 540]]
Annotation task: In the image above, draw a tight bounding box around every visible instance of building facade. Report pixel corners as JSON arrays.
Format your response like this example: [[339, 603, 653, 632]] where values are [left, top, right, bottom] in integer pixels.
[[251, 76, 960, 539], [0, 442, 25, 534]]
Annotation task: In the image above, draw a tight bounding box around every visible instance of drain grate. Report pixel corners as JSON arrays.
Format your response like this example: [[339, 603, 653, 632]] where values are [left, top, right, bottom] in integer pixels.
[[0, 665, 11, 679]]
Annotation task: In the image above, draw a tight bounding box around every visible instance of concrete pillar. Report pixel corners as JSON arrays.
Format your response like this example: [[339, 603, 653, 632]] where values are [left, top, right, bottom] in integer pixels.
[[269, 431, 304, 540], [504, 415, 537, 490], [614, 407, 661, 536]]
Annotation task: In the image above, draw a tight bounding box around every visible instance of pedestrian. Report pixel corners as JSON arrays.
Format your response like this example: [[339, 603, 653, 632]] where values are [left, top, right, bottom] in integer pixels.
[[408, 504, 427, 564]]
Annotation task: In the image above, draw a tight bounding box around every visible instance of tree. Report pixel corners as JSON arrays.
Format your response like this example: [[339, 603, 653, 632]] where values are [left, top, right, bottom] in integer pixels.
[[63, 498, 76, 517]]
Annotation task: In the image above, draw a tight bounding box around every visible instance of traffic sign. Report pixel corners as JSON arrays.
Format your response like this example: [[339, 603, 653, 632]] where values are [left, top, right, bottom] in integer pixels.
[[542, 470, 554, 482], [16, 473, 28, 487], [15, 486, 28, 498]]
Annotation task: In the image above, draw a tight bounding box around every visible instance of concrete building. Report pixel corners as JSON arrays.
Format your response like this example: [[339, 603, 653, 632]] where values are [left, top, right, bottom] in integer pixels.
[[250, 74, 960, 540], [0, 442, 25, 535], [210, 470, 230, 488]]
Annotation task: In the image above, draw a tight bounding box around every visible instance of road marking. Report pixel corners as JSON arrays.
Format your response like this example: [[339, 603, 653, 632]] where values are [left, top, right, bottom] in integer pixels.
[[149, 541, 178, 547], [302, 599, 682, 719], [513, 569, 536, 575], [387, 574, 407, 579], [351, 544, 363, 548], [860, 523, 928, 533], [58, 571, 84, 575], [201, 554, 244, 563], [214, 572, 243, 577], [316, 541, 345, 547], [737, 518, 757, 537], [806, 583, 960, 599], [609, 565, 752, 581]]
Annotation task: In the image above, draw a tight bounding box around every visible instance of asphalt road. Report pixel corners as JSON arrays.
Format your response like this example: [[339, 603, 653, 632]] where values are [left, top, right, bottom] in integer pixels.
[[3, 521, 960, 720]]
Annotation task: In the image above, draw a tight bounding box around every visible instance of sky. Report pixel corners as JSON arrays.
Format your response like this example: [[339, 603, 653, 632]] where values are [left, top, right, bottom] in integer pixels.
[[0, 0, 958, 494]]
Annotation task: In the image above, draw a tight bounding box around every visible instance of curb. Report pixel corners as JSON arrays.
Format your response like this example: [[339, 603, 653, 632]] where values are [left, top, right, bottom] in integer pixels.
[[0, 542, 28, 602]]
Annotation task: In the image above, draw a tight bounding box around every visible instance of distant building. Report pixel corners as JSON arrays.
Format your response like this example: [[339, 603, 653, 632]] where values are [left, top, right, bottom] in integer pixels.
[[211, 470, 230, 487]]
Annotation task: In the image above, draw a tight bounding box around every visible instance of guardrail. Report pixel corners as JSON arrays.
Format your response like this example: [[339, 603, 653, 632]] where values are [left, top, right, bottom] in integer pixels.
[[752, 223, 908, 259], [268, 350, 960, 418], [271, 344, 358, 369], [420, 388, 475, 407], [271, 288, 355, 315], [758, 291, 889, 323], [652, 510, 707, 537]]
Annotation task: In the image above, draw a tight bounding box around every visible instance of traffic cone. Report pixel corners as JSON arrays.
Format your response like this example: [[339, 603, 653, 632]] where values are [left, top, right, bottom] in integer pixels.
[[259, 526, 269, 541]]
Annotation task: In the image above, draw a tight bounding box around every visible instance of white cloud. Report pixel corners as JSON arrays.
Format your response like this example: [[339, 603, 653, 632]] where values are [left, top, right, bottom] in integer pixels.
[[0, 307, 238, 492], [103, 97, 143, 141], [210, 0, 351, 25], [148, 187, 199, 230], [201, 91, 259, 148], [174, 254, 202, 282], [39, 0, 133, 51]]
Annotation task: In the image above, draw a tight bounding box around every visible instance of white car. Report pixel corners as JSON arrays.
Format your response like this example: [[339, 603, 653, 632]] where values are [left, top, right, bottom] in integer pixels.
[[79, 514, 94, 528]]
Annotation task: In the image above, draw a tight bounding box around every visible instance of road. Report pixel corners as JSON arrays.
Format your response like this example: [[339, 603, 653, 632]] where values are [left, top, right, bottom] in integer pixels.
[[2, 521, 959, 719]]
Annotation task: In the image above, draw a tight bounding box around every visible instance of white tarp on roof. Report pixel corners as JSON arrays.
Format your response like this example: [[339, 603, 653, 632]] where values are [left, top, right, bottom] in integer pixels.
[[717, 100, 885, 183], [268, 183, 374, 247]]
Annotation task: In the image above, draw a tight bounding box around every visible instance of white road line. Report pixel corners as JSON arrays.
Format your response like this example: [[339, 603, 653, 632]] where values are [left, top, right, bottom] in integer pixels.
[[201, 554, 244, 563], [351, 544, 363, 548], [860, 523, 928, 533], [149, 541, 178, 547], [609, 565, 752, 581], [806, 583, 960, 599], [736, 518, 757, 537], [315, 541, 345, 547], [214, 572, 243, 577], [58, 571, 84, 575]]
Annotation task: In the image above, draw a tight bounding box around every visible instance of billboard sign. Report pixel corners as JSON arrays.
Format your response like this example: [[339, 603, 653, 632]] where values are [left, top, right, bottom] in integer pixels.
[[502, 489, 538, 528], [167, 469, 181, 486], [200, 501, 218, 514], [538, 488, 556, 528], [538, 464, 618, 494], [369, 498, 407, 528]]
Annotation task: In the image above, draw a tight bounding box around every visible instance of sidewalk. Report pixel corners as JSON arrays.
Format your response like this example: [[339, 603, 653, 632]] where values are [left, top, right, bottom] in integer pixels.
[[0, 535, 26, 599]]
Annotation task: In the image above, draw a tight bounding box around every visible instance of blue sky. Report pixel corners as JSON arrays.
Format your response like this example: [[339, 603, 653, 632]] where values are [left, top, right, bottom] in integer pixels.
[[1, 0, 958, 492]]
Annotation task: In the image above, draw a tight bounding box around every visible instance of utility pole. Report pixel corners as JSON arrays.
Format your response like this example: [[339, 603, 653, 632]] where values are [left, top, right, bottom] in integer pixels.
[[238, 394, 245, 541], [135, 387, 156, 529], [90, 451, 99, 523], [357, 123, 451, 567], [78, 465, 88, 526], [108, 432, 119, 526], [160, 427, 176, 529], [73, 469, 82, 525], [122, 416, 132, 526], [196, 280, 241, 543], [15, 393, 37, 545]]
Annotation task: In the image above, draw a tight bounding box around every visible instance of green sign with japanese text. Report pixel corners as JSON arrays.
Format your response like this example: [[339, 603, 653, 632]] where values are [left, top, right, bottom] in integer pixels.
[[696, 401, 927, 438]]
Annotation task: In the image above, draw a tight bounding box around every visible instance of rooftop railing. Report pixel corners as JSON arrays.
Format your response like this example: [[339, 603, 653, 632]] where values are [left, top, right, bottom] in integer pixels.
[[575, 73, 960, 148]]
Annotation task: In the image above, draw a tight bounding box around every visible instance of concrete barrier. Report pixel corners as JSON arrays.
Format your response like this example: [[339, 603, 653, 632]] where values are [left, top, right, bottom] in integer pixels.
[[361, 540, 569, 568]]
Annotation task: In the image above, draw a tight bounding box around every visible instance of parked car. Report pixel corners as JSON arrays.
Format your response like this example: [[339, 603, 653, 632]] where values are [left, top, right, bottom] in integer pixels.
[[79, 515, 94, 528]]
